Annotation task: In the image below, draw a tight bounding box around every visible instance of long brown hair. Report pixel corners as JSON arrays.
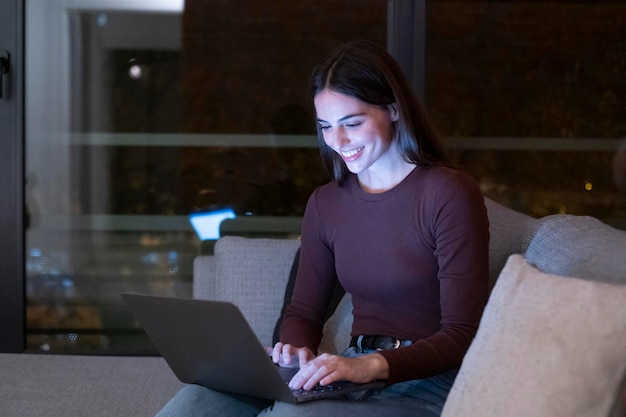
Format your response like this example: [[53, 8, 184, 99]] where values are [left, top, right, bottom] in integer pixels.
[[310, 40, 450, 184]]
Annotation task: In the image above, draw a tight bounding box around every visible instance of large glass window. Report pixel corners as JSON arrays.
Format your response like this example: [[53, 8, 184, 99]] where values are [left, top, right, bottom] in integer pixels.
[[426, 1, 626, 226], [25, 0, 388, 354], [21, 0, 625, 355]]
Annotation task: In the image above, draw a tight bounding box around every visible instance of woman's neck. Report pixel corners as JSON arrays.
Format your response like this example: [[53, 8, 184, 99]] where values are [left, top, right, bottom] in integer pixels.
[[357, 161, 416, 194]]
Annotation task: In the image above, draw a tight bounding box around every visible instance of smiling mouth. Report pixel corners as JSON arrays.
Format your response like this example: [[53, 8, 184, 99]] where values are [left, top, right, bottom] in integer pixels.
[[341, 146, 364, 159]]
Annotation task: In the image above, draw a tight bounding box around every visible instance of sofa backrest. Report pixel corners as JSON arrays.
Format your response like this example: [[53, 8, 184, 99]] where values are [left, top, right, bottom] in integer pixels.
[[192, 198, 626, 352], [193, 237, 300, 348], [483, 198, 538, 288]]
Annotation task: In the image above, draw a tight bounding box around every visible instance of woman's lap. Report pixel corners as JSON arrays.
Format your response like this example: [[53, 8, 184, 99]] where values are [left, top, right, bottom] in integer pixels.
[[260, 389, 444, 417], [155, 384, 272, 417], [155, 369, 456, 417]]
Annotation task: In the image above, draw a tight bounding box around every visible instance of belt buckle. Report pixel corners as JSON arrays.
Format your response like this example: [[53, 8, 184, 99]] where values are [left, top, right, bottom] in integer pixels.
[[373, 336, 400, 350], [356, 335, 403, 350], [392, 338, 400, 349]]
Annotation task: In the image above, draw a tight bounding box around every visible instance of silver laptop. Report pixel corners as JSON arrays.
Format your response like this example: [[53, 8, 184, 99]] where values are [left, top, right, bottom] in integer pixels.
[[121, 293, 385, 403]]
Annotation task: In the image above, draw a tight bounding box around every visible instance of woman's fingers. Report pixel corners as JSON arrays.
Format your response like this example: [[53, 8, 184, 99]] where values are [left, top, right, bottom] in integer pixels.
[[288, 353, 388, 390], [271, 343, 313, 368], [289, 354, 343, 390]]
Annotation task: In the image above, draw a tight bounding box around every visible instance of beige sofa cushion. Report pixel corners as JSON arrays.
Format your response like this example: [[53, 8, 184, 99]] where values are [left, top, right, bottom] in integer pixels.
[[442, 254, 626, 417], [212, 236, 300, 348], [319, 293, 353, 354]]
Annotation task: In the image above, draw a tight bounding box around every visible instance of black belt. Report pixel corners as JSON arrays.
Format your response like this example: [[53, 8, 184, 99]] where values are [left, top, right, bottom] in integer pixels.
[[350, 335, 412, 351]]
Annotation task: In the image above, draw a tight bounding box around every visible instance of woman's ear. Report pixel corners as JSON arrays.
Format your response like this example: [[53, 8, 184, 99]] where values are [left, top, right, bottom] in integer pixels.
[[388, 103, 399, 122]]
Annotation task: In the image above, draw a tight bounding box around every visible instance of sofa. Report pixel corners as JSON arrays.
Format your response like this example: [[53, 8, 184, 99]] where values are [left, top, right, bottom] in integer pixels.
[[1, 198, 625, 417]]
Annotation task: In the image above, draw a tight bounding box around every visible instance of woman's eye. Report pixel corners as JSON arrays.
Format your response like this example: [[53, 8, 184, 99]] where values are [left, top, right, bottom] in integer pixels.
[[319, 125, 331, 131], [346, 122, 362, 128]]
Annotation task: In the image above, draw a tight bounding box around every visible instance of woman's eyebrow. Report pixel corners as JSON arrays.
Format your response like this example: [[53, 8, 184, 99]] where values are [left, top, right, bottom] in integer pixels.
[[317, 113, 366, 124]]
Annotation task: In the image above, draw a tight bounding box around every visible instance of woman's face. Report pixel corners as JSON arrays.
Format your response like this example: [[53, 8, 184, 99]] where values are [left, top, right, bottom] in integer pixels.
[[314, 89, 399, 178]]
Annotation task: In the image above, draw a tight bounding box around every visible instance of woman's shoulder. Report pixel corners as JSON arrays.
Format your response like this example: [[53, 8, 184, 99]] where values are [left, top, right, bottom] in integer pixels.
[[416, 165, 480, 189], [418, 165, 484, 203]]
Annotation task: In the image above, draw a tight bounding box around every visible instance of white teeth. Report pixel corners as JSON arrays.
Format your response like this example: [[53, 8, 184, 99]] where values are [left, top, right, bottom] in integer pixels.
[[341, 146, 364, 158]]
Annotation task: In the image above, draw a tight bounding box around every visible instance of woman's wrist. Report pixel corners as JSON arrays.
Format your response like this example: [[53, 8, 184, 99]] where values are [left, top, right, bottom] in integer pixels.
[[358, 352, 390, 380]]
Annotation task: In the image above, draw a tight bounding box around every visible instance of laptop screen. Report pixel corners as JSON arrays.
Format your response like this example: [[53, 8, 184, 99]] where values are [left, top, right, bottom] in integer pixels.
[[189, 208, 236, 240]]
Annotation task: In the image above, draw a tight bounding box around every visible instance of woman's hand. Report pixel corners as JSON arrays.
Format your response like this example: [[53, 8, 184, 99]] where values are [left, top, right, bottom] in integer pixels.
[[288, 352, 389, 391], [270, 342, 315, 369]]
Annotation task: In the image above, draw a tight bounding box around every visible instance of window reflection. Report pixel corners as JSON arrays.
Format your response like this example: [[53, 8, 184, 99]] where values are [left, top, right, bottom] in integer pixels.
[[25, 0, 387, 354], [426, 1, 626, 224]]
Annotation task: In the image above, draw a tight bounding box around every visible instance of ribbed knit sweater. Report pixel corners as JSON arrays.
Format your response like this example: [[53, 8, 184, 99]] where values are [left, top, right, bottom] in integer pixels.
[[280, 165, 490, 385]]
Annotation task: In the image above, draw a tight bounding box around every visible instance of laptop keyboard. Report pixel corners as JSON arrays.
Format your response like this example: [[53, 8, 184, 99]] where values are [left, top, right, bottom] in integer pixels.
[[292, 383, 343, 397]]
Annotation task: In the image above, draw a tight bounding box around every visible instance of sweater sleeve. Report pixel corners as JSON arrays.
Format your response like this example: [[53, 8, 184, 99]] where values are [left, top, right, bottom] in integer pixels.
[[279, 189, 338, 352], [378, 171, 490, 384]]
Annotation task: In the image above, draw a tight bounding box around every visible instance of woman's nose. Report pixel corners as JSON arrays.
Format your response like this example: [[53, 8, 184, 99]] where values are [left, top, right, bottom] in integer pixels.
[[326, 128, 348, 149]]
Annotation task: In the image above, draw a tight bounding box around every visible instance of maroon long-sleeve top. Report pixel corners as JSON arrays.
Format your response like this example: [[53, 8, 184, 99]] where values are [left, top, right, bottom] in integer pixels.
[[279, 165, 490, 385]]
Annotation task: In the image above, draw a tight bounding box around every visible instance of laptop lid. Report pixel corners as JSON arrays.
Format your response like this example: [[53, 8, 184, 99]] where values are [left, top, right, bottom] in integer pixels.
[[121, 293, 385, 403]]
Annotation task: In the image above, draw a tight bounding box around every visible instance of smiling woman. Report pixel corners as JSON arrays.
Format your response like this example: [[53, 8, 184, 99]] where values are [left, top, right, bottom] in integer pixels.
[[156, 39, 490, 417]]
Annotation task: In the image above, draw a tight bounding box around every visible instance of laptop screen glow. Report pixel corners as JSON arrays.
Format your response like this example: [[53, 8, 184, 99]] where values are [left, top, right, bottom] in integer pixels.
[[189, 208, 236, 240]]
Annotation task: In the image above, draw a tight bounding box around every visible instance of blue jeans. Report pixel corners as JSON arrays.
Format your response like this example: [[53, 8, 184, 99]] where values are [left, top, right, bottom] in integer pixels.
[[155, 346, 457, 417]]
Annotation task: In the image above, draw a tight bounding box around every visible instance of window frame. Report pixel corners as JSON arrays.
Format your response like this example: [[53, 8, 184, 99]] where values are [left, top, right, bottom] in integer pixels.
[[0, 0, 25, 353]]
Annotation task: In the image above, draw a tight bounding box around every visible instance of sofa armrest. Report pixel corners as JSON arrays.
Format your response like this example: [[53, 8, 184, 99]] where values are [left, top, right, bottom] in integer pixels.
[[525, 214, 626, 283]]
